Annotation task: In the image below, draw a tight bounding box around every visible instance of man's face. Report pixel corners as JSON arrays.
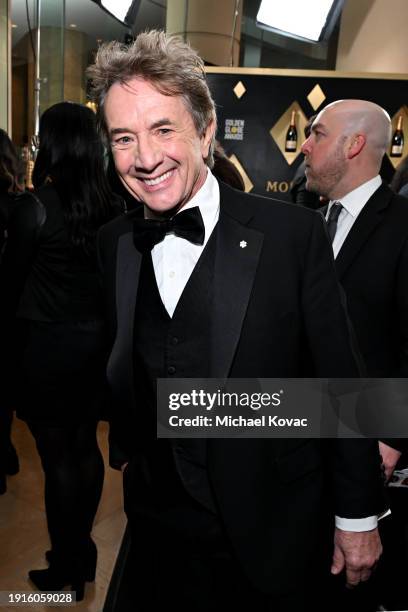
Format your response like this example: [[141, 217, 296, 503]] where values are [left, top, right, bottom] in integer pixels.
[[104, 77, 214, 216], [301, 108, 349, 199]]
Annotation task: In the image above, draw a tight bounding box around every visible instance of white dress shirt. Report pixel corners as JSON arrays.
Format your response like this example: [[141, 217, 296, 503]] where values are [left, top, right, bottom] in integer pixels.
[[327, 175, 382, 259], [149, 171, 380, 531], [151, 169, 220, 317]]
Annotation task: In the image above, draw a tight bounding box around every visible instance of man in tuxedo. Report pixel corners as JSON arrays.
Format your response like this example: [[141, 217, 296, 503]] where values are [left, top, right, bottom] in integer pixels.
[[302, 99, 408, 609], [89, 34, 385, 611], [302, 99, 408, 474]]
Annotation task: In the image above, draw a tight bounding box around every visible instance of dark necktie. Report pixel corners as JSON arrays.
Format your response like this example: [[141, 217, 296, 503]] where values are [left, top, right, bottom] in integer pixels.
[[133, 206, 205, 253], [326, 201, 343, 242]]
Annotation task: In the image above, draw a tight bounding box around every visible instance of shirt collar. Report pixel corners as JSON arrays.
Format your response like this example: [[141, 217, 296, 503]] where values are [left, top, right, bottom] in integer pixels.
[[142, 169, 220, 245], [329, 175, 382, 218], [176, 169, 220, 245]]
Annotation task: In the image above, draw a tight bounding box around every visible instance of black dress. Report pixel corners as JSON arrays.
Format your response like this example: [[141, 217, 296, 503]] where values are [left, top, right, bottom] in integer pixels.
[[0, 184, 109, 424], [0, 191, 16, 253]]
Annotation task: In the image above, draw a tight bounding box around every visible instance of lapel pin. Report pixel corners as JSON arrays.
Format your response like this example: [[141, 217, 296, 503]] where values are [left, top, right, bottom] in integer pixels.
[[239, 241, 247, 249]]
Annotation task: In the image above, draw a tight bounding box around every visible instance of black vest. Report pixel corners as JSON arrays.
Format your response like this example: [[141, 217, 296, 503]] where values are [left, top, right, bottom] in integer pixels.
[[133, 232, 218, 514]]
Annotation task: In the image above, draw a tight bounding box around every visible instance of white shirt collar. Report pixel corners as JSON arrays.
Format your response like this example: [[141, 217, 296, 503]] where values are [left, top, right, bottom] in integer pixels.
[[329, 175, 382, 218], [176, 169, 220, 246], [149, 169, 220, 318], [143, 169, 219, 248]]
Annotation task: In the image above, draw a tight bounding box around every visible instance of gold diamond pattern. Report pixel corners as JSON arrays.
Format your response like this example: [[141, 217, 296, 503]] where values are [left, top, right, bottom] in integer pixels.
[[86, 101, 97, 113], [228, 154, 253, 192], [269, 101, 308, 166], [307, 84, 326, 111], [388, 105, 408, 170], [233, 81, 246, 99]]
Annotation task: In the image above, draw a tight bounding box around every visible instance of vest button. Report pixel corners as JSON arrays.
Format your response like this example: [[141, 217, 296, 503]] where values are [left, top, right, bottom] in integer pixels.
[[168, 366, 176, 375], [171, 336, 178, 345]]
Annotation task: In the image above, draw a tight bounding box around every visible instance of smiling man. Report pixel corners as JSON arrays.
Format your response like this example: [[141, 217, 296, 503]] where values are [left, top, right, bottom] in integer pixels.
[[88, 34, 386, 612], [105, 77, 213, 216]]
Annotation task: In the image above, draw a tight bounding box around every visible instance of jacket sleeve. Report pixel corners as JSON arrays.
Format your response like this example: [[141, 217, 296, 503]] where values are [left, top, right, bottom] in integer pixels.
[[97, 223, 133, 469], [302, 212, 386, 518]]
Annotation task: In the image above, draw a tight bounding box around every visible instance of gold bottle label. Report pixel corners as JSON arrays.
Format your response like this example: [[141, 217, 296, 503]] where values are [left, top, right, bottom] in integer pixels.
[[391, 144, 403, 155]]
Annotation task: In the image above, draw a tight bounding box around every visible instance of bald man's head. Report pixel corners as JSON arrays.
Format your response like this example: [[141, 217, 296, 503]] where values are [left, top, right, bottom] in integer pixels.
[[318, 100, 391, 159], [301, 99, 391, 199]]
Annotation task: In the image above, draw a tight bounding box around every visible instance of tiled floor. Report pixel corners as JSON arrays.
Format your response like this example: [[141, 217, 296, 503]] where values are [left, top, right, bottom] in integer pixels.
[[0, 419, 126, 611]]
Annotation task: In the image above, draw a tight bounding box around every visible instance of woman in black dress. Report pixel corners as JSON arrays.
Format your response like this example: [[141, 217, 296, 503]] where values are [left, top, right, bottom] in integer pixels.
[[0, 102, 121, 599], [0, 128, 23, 494]]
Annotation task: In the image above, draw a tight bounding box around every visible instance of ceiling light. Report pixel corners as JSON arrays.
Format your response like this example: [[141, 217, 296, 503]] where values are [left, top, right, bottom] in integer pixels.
[[70, 23, 77, 28], [256, 0, 345, 43], [102, 0, 129, 22], [90, 0, 142, 26], [12, 23, 18, 28]]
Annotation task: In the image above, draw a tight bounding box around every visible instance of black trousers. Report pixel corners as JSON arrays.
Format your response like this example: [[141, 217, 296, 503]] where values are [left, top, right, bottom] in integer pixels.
[[106, 459, 331, 612], [134, 518, 331, 612], [0, 406, 13, 466], [27, 420, 104, 567]]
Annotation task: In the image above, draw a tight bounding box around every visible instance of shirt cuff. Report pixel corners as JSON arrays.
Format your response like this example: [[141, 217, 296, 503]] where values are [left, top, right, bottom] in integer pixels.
[[335, 515, 377, 531], [335, 509, 391, 531]]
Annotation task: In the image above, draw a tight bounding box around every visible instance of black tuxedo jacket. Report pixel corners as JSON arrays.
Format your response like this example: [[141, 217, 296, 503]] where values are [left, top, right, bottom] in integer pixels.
[[328, 182, 408, 451], [98, 181, 385, 592]]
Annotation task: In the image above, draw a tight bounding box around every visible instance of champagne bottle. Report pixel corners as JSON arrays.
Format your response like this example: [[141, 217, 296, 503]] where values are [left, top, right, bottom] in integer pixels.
[[390, 115, 404, 157], [285, 110, 298, 152]]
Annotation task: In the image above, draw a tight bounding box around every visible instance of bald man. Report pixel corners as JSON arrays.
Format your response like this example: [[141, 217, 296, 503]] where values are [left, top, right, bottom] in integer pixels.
[[302, 100, 408, 610]]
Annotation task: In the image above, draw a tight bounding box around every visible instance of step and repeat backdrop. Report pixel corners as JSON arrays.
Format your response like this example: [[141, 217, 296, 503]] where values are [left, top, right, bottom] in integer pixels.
[[206, 68, 408, 201]]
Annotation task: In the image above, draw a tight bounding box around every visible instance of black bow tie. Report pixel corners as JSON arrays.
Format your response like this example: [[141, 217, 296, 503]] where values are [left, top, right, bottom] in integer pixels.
[[133, 206, 205, 253]]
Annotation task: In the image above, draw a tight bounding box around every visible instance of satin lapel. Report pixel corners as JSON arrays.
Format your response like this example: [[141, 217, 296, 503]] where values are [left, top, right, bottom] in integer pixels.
[[107, 231, 142, 408], [210, 202, 264, 379], [335, 184, 391, 280]]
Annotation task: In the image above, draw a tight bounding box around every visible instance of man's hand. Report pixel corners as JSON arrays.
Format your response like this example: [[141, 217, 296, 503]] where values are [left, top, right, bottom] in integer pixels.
[[379, 441, 401, 481], [331, 527, 382, 587]]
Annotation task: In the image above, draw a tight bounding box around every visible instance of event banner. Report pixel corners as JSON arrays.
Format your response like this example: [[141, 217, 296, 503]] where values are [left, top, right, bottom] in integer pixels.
[[206, 68, 408, 201]]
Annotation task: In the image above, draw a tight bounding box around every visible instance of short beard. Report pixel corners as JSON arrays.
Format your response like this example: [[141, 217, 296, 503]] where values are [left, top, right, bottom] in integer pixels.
[[306, 139, 347, 199]]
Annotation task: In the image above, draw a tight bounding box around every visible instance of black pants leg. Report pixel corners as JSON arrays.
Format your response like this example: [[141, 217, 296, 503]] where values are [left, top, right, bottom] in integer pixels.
[[27, 421, 104, 568], [0, 407, 19, 493], [105, 510, 332, 612], [0, 407, 13, 464]]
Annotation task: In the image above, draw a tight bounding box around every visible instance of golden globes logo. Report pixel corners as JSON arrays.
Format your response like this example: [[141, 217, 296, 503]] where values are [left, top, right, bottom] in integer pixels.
[[224, 119, 245, 141]]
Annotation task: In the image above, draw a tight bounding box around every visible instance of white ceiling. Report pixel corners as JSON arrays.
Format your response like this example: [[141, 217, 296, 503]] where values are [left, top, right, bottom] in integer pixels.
[[11, 0, 167, 49]]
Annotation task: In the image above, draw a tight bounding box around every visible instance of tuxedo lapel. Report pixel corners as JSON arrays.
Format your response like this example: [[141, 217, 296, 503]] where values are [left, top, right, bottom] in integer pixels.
[[335, 184, 391, 279], [210, 187, 264, 379], [109, 186, 264, 386], [107, 231, 142, 408]]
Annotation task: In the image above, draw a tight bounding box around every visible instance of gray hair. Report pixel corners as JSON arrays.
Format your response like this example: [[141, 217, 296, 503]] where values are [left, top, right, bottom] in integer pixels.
[[86, 30, 217, 167]]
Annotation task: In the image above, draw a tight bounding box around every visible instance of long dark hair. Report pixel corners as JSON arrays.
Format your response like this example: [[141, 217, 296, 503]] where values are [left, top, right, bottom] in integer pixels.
[[0, 129, 24, 194], [32, 101, 118, 252], [212, 142, 245, 191]]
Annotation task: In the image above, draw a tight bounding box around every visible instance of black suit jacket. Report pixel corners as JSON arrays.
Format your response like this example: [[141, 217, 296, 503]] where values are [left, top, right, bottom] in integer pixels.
[[98, 181, 385, 592], [327, 183, 408, 452]]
